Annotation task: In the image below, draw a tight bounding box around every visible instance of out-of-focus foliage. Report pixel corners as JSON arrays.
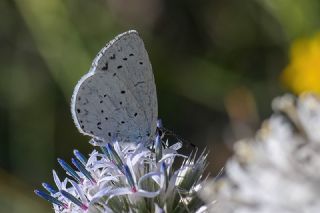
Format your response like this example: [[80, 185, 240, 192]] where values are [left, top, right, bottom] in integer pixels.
[[282, 33, 320, 94], [1, 0, 320, 212]]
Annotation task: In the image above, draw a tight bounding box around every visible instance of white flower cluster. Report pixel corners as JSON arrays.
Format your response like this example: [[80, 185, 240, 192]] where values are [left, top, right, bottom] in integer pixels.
[[201, 94, 320, 213], [36, 134, 207, 213]]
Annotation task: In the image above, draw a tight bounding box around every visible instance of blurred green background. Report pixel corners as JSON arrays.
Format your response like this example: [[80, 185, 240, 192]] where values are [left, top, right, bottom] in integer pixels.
[[1, 0, 320, 212]]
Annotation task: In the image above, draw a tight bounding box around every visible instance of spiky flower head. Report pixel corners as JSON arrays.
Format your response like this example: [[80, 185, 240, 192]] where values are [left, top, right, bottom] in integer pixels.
[[201, 93, 320, 213], [35, 127, 208, 212]]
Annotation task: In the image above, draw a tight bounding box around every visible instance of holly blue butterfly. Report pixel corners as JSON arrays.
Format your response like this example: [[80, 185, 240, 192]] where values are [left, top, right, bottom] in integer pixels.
[[71, 30, 158, 145]]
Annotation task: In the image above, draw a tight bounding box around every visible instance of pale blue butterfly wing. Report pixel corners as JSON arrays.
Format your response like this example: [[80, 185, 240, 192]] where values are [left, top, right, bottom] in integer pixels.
[[71, 30, 158, 144]]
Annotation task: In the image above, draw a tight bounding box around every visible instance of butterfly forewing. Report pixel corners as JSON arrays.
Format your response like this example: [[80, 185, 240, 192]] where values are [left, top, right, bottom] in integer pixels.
[[71, 30, 158, 144]]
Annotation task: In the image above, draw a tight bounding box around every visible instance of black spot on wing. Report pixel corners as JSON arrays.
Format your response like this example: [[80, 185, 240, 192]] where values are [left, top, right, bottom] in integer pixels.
[[110, 54, 115, 60], [102, 62, 108, 71]]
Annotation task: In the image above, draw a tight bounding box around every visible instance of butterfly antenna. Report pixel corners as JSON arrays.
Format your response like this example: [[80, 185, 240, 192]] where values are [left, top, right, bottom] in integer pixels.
[[160, 126, 197, 149]]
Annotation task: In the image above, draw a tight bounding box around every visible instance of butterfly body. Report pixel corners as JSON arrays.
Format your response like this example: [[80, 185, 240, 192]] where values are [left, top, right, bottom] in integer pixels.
[[71, 30, 158, 145]]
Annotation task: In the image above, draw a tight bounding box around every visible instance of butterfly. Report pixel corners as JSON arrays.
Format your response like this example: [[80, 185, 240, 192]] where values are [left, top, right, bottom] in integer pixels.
[[71, 30, 158, 145]]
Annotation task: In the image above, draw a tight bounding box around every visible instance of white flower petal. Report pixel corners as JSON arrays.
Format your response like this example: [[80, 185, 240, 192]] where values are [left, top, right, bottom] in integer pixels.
[[138, 171, 162, 188], [69, 180, 88, 204], [136, 189, 161, 198], [52, 170, 62, 190]]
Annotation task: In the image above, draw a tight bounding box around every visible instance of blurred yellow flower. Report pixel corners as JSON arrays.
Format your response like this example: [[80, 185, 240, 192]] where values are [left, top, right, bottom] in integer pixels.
[[282, 33, 320, 94]]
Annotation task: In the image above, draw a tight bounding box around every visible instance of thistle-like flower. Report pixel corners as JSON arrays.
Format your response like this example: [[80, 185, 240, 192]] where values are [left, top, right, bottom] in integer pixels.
[[201, 93, 320, 213], [35, 127, 207, 212]]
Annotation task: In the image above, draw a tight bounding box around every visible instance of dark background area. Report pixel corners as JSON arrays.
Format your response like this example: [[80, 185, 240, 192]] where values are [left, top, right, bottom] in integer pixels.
[[1, 0, 320, 212]]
